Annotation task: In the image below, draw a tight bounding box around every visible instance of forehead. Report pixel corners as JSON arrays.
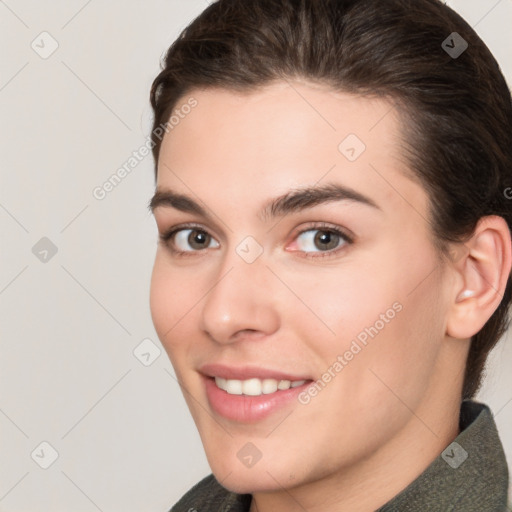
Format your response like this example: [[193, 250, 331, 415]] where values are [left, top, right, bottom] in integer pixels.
[[160, 81, 402, 158], [156, 81, 427, 218]]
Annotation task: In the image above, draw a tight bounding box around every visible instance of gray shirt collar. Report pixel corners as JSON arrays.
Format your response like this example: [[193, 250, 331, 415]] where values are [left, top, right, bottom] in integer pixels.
[[376, 400, 509, 511]]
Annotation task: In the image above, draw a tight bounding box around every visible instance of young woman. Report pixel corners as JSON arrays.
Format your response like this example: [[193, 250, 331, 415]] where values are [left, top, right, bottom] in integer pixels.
[[147, 0, 512, 510]]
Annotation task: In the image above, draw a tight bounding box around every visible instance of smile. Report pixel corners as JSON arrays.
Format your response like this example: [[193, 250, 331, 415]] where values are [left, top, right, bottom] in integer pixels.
[[214, 376, 307, 396]]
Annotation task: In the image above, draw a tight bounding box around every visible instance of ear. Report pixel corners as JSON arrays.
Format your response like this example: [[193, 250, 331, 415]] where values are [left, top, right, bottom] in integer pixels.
[[446, 215, 512, 340]]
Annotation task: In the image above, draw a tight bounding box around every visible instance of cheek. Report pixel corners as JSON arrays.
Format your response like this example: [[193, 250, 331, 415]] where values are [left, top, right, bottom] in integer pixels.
[[282, 258, 397, 348], [361, 286, 443, 413], [149, 254, 198, 355], [287, 243, 445, 393]]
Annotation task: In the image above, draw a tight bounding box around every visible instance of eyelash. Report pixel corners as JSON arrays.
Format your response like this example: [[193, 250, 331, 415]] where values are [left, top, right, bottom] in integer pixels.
[[289, 222, 354, 259], [158, 222, 354, 259], [158, 223, 204, 257]]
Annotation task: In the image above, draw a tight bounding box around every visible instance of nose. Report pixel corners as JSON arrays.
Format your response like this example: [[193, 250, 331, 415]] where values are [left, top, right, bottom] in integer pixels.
[[199, 255, 280, 345]]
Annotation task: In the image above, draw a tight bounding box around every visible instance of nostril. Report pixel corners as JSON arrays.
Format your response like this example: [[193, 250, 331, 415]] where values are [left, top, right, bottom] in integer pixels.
[[231, 329, 266, 342]]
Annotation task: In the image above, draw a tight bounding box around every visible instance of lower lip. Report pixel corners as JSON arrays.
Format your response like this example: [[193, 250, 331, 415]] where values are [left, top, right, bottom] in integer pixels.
[[203, 376, 312, 423]]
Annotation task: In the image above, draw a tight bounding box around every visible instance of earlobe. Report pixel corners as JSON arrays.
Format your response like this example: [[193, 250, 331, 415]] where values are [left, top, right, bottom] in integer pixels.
[[446, 215, 512, 340]]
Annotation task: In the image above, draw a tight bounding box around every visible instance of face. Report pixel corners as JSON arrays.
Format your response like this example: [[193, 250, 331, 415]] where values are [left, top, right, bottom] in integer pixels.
[[149, 81, 457, 495]]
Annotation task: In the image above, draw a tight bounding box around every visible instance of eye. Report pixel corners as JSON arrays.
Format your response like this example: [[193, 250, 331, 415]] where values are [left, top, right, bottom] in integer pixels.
[[291, 227, 351, 253], [162, 227, 220, 253]]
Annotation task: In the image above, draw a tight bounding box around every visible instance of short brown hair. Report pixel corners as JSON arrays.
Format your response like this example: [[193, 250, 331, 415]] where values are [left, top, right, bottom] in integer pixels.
[[150, 0, 512, 399]]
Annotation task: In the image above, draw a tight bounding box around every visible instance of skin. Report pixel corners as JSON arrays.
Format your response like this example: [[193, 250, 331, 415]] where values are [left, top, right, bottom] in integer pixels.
[[149, 81, 511, 511]]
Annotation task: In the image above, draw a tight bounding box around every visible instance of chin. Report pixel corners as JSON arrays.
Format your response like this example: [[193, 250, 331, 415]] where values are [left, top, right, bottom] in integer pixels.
[[207, 450, 310, 495], [210, 468, 283, 494]]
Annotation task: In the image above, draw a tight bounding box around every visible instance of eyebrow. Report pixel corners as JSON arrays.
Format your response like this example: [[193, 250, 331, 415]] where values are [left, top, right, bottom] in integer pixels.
[[148, 182, 381, 220]]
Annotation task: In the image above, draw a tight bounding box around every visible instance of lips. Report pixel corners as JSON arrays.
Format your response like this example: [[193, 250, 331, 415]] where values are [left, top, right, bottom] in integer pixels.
[[199, 363, 313, 423], [199, 363, 311, 382]]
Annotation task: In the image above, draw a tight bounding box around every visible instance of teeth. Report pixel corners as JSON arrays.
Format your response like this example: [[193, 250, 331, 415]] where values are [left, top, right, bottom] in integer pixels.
[[214, 377, 307, 396], [262, 379, 278, 394], [225, 379, 242, 395], [242, 378, 262, 396], [277, 379, 291, 390]]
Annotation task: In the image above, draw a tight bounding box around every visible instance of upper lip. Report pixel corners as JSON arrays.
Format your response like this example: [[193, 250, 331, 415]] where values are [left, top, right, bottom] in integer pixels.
[[199, 363, 311, 381]]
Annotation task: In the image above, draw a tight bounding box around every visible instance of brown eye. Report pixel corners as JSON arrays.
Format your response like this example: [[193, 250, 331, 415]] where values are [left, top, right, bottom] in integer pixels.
[[188, 230, 210, 249], [313, 231, 341, 251], [173, 228, 219, 252], [295, 229, 347, 252]]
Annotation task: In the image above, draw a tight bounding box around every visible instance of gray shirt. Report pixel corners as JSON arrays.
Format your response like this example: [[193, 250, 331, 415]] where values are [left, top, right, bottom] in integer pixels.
[[170, 400, 510, 511]]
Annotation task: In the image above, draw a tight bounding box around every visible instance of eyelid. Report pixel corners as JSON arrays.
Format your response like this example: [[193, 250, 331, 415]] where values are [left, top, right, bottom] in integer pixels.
[[290, 222, 354, 243], [158, 222, 220, 254], [285, 222, 355, 257], [158, 221, 355, 258]]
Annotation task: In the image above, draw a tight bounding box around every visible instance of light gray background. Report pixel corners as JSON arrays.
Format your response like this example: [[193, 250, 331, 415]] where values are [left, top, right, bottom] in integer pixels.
[[0, 1, 511, 510]]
